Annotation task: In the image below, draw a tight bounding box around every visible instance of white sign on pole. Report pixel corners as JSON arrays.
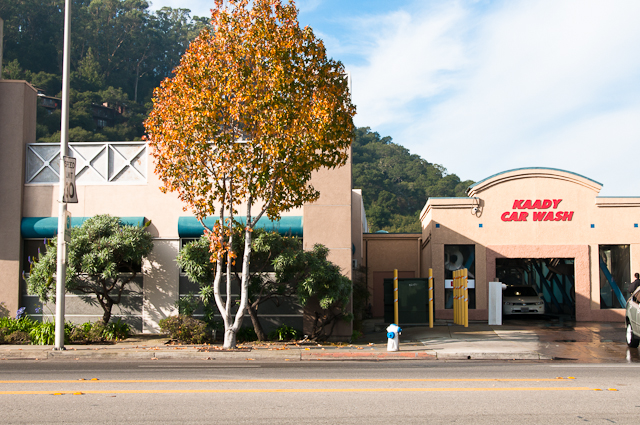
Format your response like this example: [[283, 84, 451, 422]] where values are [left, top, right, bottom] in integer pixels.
[[62, 156, 78, 203], [64, 210, 72, 243]]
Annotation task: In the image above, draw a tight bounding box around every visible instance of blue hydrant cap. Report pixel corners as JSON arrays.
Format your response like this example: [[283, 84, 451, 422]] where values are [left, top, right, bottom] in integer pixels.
[[387, 332, 395, 339]]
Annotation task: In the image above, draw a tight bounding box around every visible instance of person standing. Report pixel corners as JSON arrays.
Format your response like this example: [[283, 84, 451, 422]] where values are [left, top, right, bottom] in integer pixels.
[[628, 273, 640, 296]]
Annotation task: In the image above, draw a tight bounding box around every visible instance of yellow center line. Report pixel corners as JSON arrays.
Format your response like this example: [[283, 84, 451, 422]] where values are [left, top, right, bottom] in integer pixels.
[[0, 387, 596, 395], [0, 378, 573, 384]]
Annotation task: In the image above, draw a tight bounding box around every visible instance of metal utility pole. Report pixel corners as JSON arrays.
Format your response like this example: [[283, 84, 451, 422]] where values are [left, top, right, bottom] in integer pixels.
[[54, 0, 72, 351], [1, 17, 4, 79]]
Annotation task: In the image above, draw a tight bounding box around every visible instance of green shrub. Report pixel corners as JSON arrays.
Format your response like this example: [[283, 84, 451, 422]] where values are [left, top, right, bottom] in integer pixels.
[[69, 326, 87, 343], [103, 319, 130, 341], [87, 321, 107, 342], [68, 320, 130, 343], [28, 321, 73, 345], [69, 322, 95, 343], [175, 293, 200, 317], [0, 316, 130, 345], [268, 324, 299, 341], [6, 331, 30, 344], [80, 322, 93, 334], [0, 316, 37, 334], [29, 321, 57, 345], [159, 315, 208, 344], [236, 326, 258, 343]]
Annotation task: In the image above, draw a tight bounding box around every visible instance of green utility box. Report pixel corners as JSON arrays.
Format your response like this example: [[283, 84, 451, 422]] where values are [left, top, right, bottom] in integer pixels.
[[383, 278, 429, 324]]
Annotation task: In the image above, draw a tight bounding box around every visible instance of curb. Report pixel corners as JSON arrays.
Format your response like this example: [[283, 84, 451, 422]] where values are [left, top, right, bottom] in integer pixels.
[[435, 352, 551, 360], [302, 351, 436, 360], [0, 348, 550, 362]]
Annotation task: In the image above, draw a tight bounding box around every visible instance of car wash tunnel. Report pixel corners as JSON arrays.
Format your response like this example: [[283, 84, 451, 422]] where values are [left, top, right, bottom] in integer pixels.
[[496, 258, 576, 319]]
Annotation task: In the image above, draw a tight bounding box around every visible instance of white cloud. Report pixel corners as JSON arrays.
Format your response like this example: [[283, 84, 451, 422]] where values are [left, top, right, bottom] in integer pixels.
[[297, 0, 323, 13], [148, 0, 213, 18], [349, 0, 640, 195], [349, 3, 469, 129]]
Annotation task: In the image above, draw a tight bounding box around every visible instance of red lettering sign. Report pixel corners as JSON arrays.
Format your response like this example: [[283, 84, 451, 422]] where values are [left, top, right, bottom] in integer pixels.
[[503, 199, 573, 222], [512, 199, 561, 209]]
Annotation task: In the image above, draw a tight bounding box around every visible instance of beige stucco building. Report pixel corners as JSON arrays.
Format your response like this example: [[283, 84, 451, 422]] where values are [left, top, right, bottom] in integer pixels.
[[3, 79, 636, 333], [0, 80, 366, 338], [364, 168, 640, 323]]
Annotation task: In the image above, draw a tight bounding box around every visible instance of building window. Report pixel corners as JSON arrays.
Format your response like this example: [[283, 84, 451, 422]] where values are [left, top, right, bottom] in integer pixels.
[[599, 245, 630, 309], [22, 239, 48, 275], [444, 245, 476, 309]]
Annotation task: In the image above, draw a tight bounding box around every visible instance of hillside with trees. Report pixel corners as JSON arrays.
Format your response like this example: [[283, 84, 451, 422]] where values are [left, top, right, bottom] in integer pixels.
[[353, 128, 474, 233], [1, 1, 473, 234], [0, 0, 208, 142]]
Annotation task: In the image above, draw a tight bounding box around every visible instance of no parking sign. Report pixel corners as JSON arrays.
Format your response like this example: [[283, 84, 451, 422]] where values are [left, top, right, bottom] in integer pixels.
[[63, 156, 78, 203]]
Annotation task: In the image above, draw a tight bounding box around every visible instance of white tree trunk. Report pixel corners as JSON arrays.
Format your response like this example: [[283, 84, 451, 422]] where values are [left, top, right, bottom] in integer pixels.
[[223, 327, 237, 348], [222, 199, 253, 349]]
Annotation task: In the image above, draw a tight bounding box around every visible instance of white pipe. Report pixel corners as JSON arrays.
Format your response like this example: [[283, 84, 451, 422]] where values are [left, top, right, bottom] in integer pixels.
[[54, 0, 71, 350]]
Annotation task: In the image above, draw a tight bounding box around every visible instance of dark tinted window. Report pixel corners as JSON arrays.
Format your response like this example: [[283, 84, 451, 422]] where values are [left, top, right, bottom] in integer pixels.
[[599, 245, 630, 309], [23, 239, 48, 274]]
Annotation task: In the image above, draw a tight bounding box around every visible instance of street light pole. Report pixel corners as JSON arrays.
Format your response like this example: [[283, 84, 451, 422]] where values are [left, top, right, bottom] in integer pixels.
[[54, 0, 72, 350], [0, 18, 4, 79]]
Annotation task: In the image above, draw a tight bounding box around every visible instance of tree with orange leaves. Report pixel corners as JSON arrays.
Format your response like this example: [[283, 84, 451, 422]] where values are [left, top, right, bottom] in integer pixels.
[[145, 0, 355, 348]]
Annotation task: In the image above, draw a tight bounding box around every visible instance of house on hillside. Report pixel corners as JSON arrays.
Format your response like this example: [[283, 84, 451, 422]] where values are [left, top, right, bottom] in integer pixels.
[[35, 88, 125, 129]]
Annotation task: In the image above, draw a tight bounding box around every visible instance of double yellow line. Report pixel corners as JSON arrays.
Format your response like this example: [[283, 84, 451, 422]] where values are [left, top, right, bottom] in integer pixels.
[[0, 377, 614, 395], [0, 377, 575, 384], [1, 387, 596, 395]]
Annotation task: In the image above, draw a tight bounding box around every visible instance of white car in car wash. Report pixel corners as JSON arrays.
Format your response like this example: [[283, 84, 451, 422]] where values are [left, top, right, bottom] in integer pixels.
[[503, 285, 545, 315]]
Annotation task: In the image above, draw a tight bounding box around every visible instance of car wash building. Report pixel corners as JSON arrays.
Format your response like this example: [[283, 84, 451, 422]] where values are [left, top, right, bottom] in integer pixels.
[[365, 167, 640, 323]]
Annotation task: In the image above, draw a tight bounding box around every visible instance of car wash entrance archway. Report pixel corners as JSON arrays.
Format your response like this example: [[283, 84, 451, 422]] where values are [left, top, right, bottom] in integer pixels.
[[496, 258, 575, 319]]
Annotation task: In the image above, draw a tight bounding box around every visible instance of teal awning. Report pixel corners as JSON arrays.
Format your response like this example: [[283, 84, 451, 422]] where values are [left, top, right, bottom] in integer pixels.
[[178, 216, 303, 238], [21, 217, 146, 239]]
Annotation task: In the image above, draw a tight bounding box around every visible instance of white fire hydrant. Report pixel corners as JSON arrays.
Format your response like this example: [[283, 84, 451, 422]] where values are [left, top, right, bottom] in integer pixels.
[[386, 323, 402, 351]]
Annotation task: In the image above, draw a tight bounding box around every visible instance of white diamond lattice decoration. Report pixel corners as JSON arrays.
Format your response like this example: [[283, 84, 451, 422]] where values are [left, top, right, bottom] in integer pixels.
[[26, 142, 147, 184]]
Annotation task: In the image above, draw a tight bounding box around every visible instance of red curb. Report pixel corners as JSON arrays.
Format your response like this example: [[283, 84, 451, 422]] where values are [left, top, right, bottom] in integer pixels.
[[301, 351, 436, 359]]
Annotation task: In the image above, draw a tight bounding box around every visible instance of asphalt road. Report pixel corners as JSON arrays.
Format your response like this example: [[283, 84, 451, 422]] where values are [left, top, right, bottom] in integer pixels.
[[2, 360, 639, 424]]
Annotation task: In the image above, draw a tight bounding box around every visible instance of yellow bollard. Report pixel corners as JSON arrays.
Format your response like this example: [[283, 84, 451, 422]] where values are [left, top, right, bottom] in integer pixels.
[[456, 270, 459, 326], [456, 270, 462, 325], [463, 268, 469, 327], [453, 269, 459, 325], [428, 268, 434, 328], [452, 270, 457, 325], [393, 269, 399, 325], [456, 269, 461, 325]]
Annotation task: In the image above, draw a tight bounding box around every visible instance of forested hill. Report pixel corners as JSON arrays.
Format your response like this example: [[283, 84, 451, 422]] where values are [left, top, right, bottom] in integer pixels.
[[353, 128, 474, 233], [1, 1, 473, 233], [0, 1, 208, 143]]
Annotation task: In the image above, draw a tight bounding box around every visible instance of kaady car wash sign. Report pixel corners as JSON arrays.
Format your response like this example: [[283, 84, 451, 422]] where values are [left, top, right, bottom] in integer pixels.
[[501, 199, 574, 222]]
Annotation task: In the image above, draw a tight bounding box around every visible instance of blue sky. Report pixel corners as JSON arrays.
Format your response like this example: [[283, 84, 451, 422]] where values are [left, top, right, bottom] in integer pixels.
[[149, 0, 640, 196]]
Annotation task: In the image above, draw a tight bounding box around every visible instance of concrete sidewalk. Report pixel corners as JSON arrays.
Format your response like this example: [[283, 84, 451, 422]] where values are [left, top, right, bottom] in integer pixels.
[[0, 320, 628, 362]]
